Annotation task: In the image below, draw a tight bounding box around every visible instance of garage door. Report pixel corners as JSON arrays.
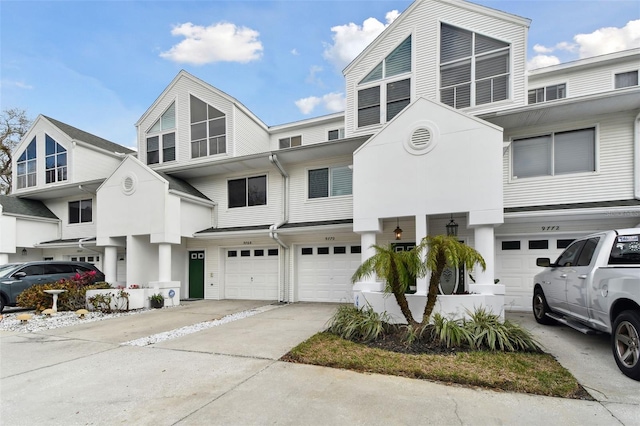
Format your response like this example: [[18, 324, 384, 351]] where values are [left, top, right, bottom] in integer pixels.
[[297, 244, 361, 302], [225, 247, 279, 300], [496, 237, 571, 312]]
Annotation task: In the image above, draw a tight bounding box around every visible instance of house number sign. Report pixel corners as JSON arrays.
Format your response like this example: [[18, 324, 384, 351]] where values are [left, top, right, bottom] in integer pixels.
[[541, 226, 560, 231], [325, 237, 335, 241]]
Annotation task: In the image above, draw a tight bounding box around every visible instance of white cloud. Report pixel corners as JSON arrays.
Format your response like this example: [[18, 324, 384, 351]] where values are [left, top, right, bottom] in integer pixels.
[[532, 44, 553, 54], [527, 54, 561, 70], [323, 10, 400, 69], [0, 79, 34, 90], [574, 19, 640, 58], [291, 48, 299, 56], [160, 22, 263, 65], [306, 65, 324, 85], [295, 92, 345, 115]]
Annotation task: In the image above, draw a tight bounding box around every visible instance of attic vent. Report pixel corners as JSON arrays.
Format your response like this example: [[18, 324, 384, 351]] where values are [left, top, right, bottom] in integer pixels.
[[121, 173, 138, 196], [411, 128, 431, 149], [403, 123, 438, 156]]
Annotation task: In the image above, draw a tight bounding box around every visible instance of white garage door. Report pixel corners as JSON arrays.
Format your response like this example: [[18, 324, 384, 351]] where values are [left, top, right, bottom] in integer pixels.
[[297, 244, 361, 302], [496, 236, 570, 312], [225, 247, 279, 300]]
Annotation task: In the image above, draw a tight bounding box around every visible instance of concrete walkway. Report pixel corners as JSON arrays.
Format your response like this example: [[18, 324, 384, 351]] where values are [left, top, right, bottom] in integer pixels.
[[0, 301, 637, 425]]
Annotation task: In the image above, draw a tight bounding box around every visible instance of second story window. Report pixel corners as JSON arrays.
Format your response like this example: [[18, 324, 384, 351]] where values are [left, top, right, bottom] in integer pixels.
[[512, 127, 595, 179], [615, 70, 638, 89], [228, 175, 267, 208], [357, 36, 412, 128], [69, 199, 92, 224], [146, 102, 176, 165], [308, 166, 352, 198], [279, 135, 302, 149], [191, 95, 226, 159], [440, 23, 510, 109], [328, 128, 345, 140], [528, 84, 566, 104], [45, 134, 67, 183], [17, 138, 37, 189]]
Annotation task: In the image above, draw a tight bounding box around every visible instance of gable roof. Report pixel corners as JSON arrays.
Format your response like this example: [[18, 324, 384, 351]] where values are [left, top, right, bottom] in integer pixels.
[[156, 171, 212, 202], [42, 116, 135, 155], [0, 195, 58, 219]]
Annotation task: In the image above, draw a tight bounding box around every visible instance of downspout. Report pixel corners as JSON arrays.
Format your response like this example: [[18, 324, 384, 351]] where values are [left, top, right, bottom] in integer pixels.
[[269, 154, 290, 302], [634, 112, 640, 200]]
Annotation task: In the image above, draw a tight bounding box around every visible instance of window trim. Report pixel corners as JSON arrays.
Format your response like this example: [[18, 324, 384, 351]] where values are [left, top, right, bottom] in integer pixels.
[[68, 198, 93, 225], [307, 165, 353, 200], [45, 134, 68, 184], [278, 135, 302, 149], [16, 137, 37, 189], [227, 174, 268, 209], [327, 128, 345, 141], [146, 101, 176, 165], [190, 94, 227, 159], [509, 126, 598, 181]]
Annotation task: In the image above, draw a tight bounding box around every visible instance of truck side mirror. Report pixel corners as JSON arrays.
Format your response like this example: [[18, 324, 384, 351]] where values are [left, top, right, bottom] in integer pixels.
[[536, 258, 551, 267]]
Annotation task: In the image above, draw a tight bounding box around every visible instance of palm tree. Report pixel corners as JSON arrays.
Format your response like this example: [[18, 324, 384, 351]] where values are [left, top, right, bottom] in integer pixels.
[[418, 235, 486, 323], [351, 244, 425, 327]]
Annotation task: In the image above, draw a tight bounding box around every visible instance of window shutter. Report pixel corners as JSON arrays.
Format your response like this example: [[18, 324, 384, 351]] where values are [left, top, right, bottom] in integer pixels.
[[554, 128, 595, 175], [331, 166, 353, 196], [386, 36, 412, 77], [309, 168, 329, 198], [512, 136, 552, 178]]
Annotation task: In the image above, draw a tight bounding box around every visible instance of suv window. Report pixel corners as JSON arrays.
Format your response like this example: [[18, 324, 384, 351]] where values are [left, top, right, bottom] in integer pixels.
[[18, 265, 45, 276], [43, 264, 75, 274], [555, 240, 586, 267]]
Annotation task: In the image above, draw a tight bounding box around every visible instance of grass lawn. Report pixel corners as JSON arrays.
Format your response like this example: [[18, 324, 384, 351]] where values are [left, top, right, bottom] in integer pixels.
[[282, 332, 591, 400]]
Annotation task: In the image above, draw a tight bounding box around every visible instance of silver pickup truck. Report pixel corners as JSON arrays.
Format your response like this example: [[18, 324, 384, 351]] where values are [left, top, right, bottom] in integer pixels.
[[533, 229, 640, 380]]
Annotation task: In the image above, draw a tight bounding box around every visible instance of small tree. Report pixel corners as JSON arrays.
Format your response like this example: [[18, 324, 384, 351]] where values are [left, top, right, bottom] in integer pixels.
[[0, 108, 31, 194]]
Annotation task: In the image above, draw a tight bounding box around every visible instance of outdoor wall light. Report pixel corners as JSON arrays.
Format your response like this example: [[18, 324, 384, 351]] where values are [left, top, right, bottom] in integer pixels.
[[22, 248, 28, 256], [446, 215, 458, 237], [394, 218, 403, 240]]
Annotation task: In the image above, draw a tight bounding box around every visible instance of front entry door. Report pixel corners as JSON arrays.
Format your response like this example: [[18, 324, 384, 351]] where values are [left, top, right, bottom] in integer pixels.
[[189, 251, 205, 299]]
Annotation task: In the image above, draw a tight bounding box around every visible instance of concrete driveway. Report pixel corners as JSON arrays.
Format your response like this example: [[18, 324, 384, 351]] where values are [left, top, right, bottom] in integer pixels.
[[0, 301, 637, 425]]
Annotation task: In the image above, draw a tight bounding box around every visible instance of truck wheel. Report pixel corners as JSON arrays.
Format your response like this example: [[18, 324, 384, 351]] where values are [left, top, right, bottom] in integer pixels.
[[533, 289, 556, 325], [612, 310, 640, 380]]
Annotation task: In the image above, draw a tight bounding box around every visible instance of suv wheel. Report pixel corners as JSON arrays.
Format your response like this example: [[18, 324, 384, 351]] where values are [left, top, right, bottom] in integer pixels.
[[612, 310, 640, 380], [533, 288, 556, 325], [0, 295, 5, 313]]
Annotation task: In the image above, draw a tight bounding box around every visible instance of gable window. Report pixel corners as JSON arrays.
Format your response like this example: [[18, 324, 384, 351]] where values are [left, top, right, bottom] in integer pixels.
[[328, 128, 345, 140], [191, 95, 226, 159], [279, 135, 302, 149], [228, 175, 266, 208], [69, 199, 92, 224], [440, 23, 510, 109], [512, 127, 595, 179], [17, 137, 37, 189], [357, 36, 412, 127], [45, 134, 67, 184], [615, 70, 638, 89], [146, 102, 176, 165], [528, 84, 566, 104], [308, 166, 352, 199]]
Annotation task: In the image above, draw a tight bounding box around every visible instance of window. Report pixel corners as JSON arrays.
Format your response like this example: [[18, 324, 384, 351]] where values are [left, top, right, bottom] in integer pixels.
[[615, 71, 638, 89], [357, 36, 412, 127], [609, 235, 640, 265], [301, 248, 313, 255], [44, 134, 67, 184], [528, 240, 549, 250], [279, 135, 302, 149], [528, 84, 566, 104], [440, 23, 510, 109], [577, 238, 599, 266], [512, 128, 595, 179], [190, 95, 226, 158], [328, 128, 345, 140], [555, 240, 586, 267], [308, 166, 352, 199], [146, 102, 176, 165], [501, 241, 521, 250], [17, 138, 37, 189], [228, 175, 266, 208], [557, 239, 574, 249], [69, 199, 92, 224]]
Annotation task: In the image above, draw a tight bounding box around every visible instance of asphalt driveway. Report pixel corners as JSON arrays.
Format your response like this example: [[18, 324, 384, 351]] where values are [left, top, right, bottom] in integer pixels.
[[1, 301, 637, 425]]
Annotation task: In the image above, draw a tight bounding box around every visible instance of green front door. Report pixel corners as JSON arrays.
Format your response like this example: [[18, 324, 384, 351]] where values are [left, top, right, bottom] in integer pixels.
[[188, 251, 205, 299]]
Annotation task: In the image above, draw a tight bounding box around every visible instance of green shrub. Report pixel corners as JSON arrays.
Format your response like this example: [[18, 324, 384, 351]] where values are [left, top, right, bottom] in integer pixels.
[[16, 272, 111, 312], [463, 308, 542, 352], [327, 305, 389, 342], [430, 313, 473, 348]]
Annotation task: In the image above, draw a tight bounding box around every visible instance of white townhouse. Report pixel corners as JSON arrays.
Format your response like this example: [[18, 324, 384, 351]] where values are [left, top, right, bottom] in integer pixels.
[[1, 0, 639, 318]]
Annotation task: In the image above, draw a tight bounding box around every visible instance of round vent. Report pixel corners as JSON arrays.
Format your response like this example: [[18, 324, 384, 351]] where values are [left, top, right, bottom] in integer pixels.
[[411, 128, 432, 149], [403, 123, 438, 156], [121, 173, 137, 195]]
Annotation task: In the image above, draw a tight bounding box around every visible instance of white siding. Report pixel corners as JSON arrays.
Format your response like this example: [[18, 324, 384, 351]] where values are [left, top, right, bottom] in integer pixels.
[[44, 196, 97, 240], [269, 117, 345, 150], [503, 111, 636, 207], [345, 0, 528, 137], [234, 105, 270, 156], [288, 155, 354, 223], [73, 144, 124, 182]]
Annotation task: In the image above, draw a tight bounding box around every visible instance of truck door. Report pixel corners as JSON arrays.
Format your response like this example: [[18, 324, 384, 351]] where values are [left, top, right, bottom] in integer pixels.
[[545, 239, 586, 315], [565, 237, 600, 321]]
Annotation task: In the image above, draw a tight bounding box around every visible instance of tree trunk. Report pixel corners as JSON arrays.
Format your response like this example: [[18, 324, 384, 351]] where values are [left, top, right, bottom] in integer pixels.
[[389, 258, 418, 326], [422, 253, 446, 323]]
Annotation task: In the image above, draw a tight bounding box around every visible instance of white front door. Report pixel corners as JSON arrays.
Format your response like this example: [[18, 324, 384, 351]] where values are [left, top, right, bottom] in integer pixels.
[[296, 244, 361, 302], [225, 247, 279, 300]]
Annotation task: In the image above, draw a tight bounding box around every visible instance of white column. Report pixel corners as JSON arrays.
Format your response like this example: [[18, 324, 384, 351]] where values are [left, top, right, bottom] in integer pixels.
[[353, 231, 381, 292], [415, 214, 428, 295], [158, 243, 172, 282], [0, 253, 9, 265], [472, 225, 495, 285], [103, 246, 118, 285]]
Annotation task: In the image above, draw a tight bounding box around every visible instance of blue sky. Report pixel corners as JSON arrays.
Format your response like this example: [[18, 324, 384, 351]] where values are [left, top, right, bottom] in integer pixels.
[[1, 0, 639, 149]]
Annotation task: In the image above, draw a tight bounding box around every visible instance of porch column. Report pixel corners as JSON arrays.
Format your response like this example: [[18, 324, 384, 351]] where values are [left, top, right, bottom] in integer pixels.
[[472, 225, 495, 285], [103, 246, 118, 285], [415, 214, 428, 295], [0, 253, 8, 265], [353, 231, 382, 293], [158, 243, 172, 282]]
